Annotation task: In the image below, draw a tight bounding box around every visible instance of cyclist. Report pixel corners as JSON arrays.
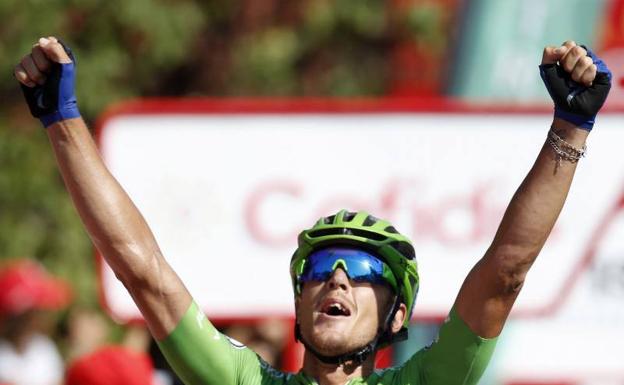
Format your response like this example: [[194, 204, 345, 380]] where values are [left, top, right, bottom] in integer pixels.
[[14, 37, 611, 385]]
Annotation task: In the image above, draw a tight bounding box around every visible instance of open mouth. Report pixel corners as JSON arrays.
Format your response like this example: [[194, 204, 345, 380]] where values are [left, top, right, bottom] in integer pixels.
[[320, 299, 352, 317]]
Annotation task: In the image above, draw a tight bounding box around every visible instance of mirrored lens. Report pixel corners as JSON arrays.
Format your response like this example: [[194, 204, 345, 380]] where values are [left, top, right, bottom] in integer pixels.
[[300, 248, 390, 287]]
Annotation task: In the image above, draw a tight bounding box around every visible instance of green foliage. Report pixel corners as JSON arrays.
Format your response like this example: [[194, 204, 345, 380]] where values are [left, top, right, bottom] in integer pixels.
[[230, 28, 300, 95], [0, 0, 206, 307], [406, 3, 447, 50], [246, 0, 391, 96], [0, 0, 205, 119], [0, 0, 452, 309], [0, 120, 93, 304]]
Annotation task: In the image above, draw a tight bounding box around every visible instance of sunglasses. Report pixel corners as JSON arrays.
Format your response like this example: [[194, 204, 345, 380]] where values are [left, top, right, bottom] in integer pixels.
[[298, 247, 397, 291]]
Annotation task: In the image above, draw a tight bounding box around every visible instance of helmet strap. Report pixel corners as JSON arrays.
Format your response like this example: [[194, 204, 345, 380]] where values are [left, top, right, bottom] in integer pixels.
[[295, 294, 404, 366]]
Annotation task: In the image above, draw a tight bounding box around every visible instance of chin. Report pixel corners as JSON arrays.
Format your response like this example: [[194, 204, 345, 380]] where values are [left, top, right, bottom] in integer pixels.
[[308, 330, 351, 355], [307, 324, 369, 356]]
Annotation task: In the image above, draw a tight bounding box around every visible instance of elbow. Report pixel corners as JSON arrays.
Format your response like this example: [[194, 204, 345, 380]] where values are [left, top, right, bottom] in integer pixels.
[[113, 253, 168, 301], [122, 252, 162, 290], [488, 248, 538, 295], [99, 240, 162, 288], [497, 268, 526, 295]]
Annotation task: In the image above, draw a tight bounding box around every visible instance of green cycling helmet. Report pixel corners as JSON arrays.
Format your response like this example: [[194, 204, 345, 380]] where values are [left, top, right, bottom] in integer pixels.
[[290, 209, 419, 331]]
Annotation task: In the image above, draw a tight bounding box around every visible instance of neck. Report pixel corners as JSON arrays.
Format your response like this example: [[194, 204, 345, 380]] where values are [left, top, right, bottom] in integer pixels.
[[301, 349, 375, 385]]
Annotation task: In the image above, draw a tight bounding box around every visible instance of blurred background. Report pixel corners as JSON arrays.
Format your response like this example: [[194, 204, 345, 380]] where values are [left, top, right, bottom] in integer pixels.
[[1, 0, 623, 384]]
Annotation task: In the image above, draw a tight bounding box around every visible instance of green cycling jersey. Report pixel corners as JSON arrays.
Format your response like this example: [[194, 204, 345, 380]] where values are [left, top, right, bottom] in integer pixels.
[[157, 301, 497, 385]]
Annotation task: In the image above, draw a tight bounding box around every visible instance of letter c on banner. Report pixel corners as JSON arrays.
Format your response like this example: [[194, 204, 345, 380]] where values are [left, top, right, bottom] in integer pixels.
[[245, 179, 303, 247]]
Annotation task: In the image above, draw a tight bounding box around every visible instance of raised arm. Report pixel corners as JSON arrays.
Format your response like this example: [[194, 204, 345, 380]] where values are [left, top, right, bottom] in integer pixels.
[[14, 37, 191, 339], [454, 41, 612, 338]]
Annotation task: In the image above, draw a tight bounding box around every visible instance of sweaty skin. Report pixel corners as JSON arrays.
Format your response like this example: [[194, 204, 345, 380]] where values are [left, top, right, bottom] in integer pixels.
[[296, 269, 405, 382], [15, 38, 599, 385], [297, 269, 397, 357], [453, 42, 594, 338]]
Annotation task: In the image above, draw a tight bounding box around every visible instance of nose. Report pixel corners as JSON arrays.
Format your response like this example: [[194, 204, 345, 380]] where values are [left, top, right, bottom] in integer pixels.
[[327, 267, 350, 291]]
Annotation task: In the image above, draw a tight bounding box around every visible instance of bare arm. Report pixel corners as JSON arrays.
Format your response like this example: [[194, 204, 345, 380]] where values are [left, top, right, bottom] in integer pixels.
[[15, 38, 190, 339], [48, 117, 191, 339], [454, 41, 605, 337], [455, 119, 586, 337]]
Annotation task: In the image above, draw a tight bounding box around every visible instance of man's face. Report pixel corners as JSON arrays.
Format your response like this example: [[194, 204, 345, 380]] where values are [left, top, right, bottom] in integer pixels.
[[296, 267, 394, 356]]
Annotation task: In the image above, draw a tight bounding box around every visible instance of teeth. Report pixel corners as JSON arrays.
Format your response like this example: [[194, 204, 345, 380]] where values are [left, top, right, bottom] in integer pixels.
[[320, 299, 350, 316], [324, 302, 348, 316]]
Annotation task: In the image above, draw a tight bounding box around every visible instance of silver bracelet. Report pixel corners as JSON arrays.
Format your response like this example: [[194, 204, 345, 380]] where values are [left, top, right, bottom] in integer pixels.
[[547, 129, 586, 166]]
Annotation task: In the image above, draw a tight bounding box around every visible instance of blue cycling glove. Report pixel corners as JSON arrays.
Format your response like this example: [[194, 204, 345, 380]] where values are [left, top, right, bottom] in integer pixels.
[[539, 46, 611, 131], [20, 40, 81, 128]]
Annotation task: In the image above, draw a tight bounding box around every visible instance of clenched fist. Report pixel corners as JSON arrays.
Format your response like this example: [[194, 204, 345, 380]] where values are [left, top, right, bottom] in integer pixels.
[[15, 37, 80, 128], [542, 41, 596, 86], [540, 41, 611, 131]]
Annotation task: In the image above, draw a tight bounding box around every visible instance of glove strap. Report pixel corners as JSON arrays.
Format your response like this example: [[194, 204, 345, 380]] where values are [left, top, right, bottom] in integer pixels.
[[40, 62, 81, 128], [553, 109, 595, 131]]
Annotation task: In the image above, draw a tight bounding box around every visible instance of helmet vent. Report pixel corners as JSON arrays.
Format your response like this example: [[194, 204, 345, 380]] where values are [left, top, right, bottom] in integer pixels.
[[343, 211, 356, 222], [308, 228, 387, 241], [363, 215, 378, 227], [390, 241, 416, 260], [324, 215, 336, 224], [384, 226, 398, 234]]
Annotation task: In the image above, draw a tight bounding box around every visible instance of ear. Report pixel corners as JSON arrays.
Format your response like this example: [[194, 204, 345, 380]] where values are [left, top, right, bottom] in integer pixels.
[[391, 303, 407, 333]]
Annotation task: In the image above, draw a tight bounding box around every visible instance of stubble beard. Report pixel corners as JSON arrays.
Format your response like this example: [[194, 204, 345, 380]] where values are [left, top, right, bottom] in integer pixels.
[[306, 324, 374, 356]]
